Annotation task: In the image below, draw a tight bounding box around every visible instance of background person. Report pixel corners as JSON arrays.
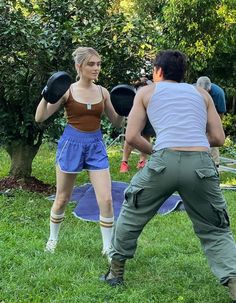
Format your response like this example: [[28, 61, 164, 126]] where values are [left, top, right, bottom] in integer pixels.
[[196, 76, 226, 168], [35, 46, 124, 256], [120, 134, 151, 172], [101, 50, 236, 302]]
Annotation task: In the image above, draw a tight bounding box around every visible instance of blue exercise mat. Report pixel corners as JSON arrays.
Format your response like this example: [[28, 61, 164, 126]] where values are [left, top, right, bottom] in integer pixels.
[[71, 181, 184, 222]]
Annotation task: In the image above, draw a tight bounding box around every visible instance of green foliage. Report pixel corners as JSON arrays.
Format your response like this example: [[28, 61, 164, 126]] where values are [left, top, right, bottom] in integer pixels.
[[0, 0, 74, 147], [222, 113, 236, 138], [220, 136, 236, 158], [43, 116, 67, 143], [101, 116, 117, 145], [0, 148, 10, 178], [158, 0, 225, 81], [220, 171, 236, 185], [131, 0, 236, 87]]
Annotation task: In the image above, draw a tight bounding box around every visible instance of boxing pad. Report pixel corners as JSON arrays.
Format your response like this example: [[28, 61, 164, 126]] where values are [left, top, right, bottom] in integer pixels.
[[110, 84, 136, 117], [42, 71, 72, 104]]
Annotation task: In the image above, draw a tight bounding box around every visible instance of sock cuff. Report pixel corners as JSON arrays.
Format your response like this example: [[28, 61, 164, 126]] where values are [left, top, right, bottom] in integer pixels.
[[100, 215, 114, 228], [50, 210, 65, 218], [99, 215, 114, 223], [50, 210, 65, 223]]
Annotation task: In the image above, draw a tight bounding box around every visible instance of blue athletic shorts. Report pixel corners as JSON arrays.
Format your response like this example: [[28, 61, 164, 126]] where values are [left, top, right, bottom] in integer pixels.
[[56, 125, 109, 173]]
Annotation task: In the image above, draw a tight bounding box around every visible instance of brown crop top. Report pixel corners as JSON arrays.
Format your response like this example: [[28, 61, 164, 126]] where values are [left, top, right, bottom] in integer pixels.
[[64, 86, 105, 131]]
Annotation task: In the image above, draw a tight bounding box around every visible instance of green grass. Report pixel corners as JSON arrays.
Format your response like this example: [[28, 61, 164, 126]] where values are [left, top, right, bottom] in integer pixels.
[[1, 144, 236, 302]]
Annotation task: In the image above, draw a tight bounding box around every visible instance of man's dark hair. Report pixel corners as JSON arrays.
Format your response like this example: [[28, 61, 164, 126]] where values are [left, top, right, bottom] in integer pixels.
[[153, 50, 187, 82]]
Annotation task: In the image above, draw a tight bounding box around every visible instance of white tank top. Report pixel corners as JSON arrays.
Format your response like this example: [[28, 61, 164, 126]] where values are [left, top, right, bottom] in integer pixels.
[[147, 82, 210, 150]]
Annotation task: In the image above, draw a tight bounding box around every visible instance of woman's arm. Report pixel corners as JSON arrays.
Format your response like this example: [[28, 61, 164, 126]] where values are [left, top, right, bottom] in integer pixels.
[[35, 91, 68, 122]]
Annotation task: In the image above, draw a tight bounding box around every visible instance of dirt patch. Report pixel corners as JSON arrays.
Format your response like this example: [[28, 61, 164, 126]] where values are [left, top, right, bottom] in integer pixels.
[[0, 176, 55, 195]]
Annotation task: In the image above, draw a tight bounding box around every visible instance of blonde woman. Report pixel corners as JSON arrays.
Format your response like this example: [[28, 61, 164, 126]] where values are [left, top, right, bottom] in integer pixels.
[[35, 47, 124, 257]]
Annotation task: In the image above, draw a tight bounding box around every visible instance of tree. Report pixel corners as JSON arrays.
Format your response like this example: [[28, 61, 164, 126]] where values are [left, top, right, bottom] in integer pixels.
[[0, 0, 157, 180], [159, 0, 236, 111], [0, 0, 75, 178], [133, 0, 236, 113], [131, 0, 235, 85], [204, 0, 236, 111]]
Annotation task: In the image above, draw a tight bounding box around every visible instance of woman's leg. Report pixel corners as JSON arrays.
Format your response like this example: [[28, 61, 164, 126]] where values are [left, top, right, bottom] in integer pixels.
[[45, 165, 77, 252], [120, 141, 133, 172], [121, 141, 133, 162], [89, 169, 114, 254], [137, 135, 150, 168]]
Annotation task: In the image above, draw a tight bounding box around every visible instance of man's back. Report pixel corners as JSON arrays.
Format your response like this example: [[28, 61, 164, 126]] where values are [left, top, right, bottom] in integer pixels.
[[210, 83, 226, 114], [147, 81, 210, 150]]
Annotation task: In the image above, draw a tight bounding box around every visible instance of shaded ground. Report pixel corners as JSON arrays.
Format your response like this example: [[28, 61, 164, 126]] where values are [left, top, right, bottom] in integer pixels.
[[0, 176, 55, 195]]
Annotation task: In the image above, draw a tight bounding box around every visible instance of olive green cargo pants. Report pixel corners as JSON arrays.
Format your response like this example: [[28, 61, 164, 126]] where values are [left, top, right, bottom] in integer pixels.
[[110, 149, 236, 284]]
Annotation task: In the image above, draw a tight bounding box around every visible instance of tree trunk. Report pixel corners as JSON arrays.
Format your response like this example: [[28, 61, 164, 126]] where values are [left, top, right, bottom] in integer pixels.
[[5, 141, 40, 179]]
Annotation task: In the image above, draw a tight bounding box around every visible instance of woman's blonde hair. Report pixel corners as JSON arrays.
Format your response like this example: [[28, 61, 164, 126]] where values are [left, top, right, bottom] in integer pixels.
[[72, 47, 101, 79]]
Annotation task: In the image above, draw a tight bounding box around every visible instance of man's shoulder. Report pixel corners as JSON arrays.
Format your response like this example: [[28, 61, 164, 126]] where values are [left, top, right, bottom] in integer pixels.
[[136, 83, 155, 108], [211, 83, 225, 95], [210, 83, 226, 111], [137, 83, 156, 96]]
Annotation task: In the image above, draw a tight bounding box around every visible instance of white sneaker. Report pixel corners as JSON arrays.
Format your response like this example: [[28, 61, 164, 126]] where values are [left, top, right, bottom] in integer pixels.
[[45, 239, 57, 253]]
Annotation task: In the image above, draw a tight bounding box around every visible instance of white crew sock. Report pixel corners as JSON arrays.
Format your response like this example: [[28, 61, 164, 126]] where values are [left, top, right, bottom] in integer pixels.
[[99, 215, 114, 254], [49, 210, 65, 241]]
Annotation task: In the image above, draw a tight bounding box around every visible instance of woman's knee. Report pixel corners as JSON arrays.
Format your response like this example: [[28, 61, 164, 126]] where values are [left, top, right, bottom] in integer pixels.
[[53, 194, 70, 211]]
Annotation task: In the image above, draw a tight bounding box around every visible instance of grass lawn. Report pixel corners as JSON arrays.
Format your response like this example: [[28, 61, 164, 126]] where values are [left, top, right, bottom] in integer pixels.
[[1, 144, 236, 303]]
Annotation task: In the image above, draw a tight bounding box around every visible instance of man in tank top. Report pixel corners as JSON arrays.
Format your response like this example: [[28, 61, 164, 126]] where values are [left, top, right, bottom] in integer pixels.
[[101, 49, 236, 303]]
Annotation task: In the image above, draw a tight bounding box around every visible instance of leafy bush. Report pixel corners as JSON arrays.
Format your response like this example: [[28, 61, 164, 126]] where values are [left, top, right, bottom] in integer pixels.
[[101, 116, 123, 145], [222, 113, 236, 139], [220, 136, 236, 158]]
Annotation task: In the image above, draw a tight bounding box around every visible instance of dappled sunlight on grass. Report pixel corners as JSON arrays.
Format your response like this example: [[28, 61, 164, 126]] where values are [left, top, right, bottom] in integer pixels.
[[220, 172, 236, 185]]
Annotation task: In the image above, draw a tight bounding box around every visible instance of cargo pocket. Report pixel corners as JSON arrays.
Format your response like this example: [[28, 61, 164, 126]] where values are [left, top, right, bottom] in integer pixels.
[[216, 208, 230, 228], [124, 184, 144, 209], [147, 161, 166, 174], [195, 168, 218, 179], [195, 167, 220, 189], [208, 206, 230, 228], [195, 168, 229, 228]]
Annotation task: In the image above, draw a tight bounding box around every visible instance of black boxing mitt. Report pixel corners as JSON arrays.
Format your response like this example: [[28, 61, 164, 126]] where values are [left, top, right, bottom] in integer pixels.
[[42, 71, 72, 104], [110, 84, 136, 117]]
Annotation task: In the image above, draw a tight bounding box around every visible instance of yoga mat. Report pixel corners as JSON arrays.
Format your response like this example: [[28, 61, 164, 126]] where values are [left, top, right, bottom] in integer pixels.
[[72, 181, 184, 222]]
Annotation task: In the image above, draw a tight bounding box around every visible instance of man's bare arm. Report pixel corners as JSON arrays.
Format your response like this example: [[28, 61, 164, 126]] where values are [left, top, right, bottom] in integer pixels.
[[125, 89, 153, 154]]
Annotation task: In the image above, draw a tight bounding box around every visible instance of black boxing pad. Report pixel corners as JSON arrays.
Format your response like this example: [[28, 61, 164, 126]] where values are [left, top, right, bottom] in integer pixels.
[[42, 71, 72, 104], [110, 84, 136, 117]]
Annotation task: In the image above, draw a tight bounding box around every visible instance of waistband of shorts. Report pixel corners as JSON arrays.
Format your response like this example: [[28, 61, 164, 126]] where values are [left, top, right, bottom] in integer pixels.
[[153, 148, 211, 157], [62, 124, 103, 142]]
